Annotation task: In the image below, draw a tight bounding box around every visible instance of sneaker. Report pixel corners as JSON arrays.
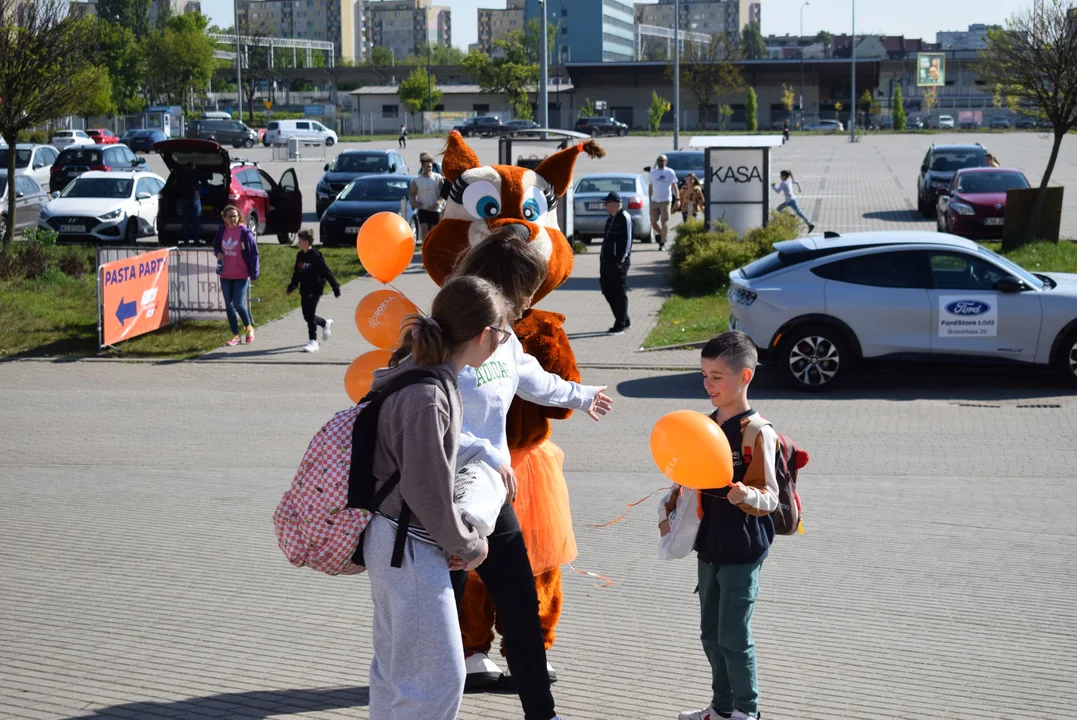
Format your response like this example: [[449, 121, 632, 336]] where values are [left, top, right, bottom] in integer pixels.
[[322, 318, 334, 342], [226, 336, 240, 347], [501, 660, 557, 684], [624, 317, 632, 329], [608, 325, 625, 335], [303, 340, 319, 353], [731, 712, 758, 720], [463, 651, 502, 690], [679, 707, 731, 720], [807, 223, 815, 233], [245, 326, 255, 344]]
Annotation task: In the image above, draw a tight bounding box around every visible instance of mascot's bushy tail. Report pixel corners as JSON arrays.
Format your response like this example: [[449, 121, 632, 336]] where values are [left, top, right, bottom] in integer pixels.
[[579, 139, 606, 160]]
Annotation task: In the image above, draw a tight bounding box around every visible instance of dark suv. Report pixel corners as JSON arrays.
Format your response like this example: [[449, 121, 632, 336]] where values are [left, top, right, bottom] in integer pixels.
[[185, 119, 260, 149], [453, 116, 504, 137], [575, 116, 628, 137], [49, 144, 146, 194], [316, 149, 409, 218], [916, 143, 988, 217]]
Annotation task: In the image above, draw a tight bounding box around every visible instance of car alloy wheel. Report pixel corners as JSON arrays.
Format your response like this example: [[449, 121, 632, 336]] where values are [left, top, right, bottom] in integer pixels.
[[1056, 329, 1077, 387], [326, 137, 336, 147], [782, 326, 848, 390], [0, 214, 7, 241], [244, 139, 255, 149], [246, 211, 259, 235]]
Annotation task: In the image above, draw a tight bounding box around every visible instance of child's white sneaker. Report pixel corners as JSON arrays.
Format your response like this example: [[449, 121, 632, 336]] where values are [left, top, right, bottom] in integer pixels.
[[322, 318, 333, 341], [303, 340, 319, 353], [679, 707, 731, 720], [462, 651, 501, 690]]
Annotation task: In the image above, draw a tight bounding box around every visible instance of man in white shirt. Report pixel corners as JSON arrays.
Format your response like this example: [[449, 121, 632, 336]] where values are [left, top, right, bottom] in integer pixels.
[[409, 156, 444, 242], [648, 154, 678, 250]]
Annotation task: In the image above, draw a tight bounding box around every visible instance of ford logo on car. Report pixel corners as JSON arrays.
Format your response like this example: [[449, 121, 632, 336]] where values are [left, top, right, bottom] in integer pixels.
[[945, 300, 991, 315]]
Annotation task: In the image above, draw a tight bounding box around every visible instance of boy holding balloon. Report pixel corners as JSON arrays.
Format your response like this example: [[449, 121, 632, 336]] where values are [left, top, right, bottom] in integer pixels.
[[668, 331, 780, 720]]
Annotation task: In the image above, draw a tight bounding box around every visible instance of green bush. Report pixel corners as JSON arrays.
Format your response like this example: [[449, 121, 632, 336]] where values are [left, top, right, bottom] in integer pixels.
[[669, 212, 801, 296]]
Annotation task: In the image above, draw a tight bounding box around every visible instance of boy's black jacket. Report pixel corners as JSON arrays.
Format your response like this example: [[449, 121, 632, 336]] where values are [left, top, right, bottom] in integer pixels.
[[288, 248, 340, 296]]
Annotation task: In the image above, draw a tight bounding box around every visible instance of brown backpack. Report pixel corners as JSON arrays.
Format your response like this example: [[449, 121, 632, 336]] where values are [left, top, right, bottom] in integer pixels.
[[742, 414, 809, 536]]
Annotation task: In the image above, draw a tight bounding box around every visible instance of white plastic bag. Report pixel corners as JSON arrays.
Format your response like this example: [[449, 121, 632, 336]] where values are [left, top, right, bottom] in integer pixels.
[[454, 462, 507, 537], [657, 484, 702, 560]]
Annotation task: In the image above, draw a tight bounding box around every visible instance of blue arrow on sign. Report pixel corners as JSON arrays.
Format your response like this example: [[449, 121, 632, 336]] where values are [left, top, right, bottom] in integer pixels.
[[115, 297, 137, 326]]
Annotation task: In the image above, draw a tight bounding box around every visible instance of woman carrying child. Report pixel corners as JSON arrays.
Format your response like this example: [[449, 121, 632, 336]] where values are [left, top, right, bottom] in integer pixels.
[[365, 275, 511, 719]]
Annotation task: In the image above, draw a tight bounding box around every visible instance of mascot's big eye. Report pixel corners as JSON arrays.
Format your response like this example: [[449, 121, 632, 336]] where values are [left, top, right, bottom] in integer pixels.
[[462, 181, 502, 220], [521, 187, 549, 222]]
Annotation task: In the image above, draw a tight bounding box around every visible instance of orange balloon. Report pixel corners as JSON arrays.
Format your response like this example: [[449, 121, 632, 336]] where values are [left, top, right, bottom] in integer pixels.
[[355, 290, 421, 350], [650, 410, 733, 490], [344, 350, 394, 404], [356, 212, 416, 284]]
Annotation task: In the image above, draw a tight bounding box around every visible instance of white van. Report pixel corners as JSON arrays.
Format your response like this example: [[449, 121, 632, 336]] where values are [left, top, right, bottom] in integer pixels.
[[263, 119, 338, 147]]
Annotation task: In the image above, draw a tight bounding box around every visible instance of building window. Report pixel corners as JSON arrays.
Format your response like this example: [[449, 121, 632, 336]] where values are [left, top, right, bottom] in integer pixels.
[[473, 104, 490, 114], [383, 105, 399, 118]]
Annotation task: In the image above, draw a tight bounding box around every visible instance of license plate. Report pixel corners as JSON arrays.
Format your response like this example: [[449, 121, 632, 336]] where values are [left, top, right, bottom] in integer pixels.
[[67, 171, 79, 177], [345, 226, 362, 234], [60, 224, 86, 233], [586, 202, 604, 211], [985, 217, 1004, 226]]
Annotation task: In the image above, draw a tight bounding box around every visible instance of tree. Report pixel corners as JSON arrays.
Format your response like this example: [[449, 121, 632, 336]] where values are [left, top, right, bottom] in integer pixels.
[[921, 87, 937, 114], [0, 0, 97, 246], [815, 30, 833, 59], [95, 0, 150, 37], [463, 32, 538, 120], [979, 0, 1077, 247], [579, 97, 597, 118], [745, 87, 758, 130], [523, 17, 558, 65], [78, 65, 117, 117], [670, 35, 744, 129], [237, 22, 278, 126], [781, 84, 795, 113], [400, 42, 467, 67], [95, 19, 145, 114], [144, 12, 215, 110], [399, 67, 442, 113], [741, 21, 767, 60], [648, 90, 670, 132], [718, 104, 733, 131], [370, 46, 393, 66], [859, 88, 873, 126], [992, 83, 1003, 110], [893, 84, 906, 130]]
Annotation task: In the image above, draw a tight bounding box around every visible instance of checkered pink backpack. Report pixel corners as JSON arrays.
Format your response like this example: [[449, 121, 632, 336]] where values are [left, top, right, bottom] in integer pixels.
[[273, 369, 449, 576]]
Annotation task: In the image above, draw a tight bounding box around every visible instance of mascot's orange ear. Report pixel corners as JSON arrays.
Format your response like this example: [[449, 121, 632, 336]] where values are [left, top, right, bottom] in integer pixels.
[[441, 131, 482, 183], [535, 139, 606, 197]]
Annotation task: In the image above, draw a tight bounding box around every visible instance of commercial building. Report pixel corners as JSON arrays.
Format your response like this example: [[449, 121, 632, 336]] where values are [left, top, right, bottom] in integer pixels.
[[239, 0, 362, 62], [634, 0, 759, 47], [369, 0, 451, 62], [526, 0, 636, 63], [149, 0, 202, 27], [936, 24, 1000, 51], [477, 0, 526, 55]]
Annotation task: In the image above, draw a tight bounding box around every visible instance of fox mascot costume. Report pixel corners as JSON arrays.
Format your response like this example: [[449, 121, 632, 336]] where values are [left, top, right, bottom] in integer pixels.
[[422, 131, 604, 686]]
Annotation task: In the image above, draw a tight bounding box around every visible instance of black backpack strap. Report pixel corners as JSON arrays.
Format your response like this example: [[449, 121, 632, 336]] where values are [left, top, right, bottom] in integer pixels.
[[391, 503, 412, 569]]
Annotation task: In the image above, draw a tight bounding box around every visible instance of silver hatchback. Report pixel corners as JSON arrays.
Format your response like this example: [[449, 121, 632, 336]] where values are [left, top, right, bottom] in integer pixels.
[[727, 231, 1077, 389], [572, 173, 653, 244]]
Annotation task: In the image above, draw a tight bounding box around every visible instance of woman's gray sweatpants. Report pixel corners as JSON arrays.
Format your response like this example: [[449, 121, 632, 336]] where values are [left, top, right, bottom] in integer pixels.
[[366, 515, 465, 720]]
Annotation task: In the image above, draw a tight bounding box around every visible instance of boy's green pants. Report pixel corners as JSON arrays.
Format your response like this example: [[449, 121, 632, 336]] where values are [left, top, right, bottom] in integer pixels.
[[697, 558, 762, 715]]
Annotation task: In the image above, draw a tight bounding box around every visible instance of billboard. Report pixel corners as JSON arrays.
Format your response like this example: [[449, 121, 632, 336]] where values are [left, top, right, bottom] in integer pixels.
[[99, 248, 170, 346], [917, 53, 946, 87]]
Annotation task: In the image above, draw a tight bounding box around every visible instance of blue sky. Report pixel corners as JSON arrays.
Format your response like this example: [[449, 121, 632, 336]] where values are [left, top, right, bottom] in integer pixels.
[[200, 0, 1019, 50]]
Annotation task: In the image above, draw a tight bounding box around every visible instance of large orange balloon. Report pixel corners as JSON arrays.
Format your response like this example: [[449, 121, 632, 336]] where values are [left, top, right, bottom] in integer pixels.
[[356, 212, 415, 284], [344, 350, 394, 404], [355, 290, 421, 350], [650, 410, 733, 490]]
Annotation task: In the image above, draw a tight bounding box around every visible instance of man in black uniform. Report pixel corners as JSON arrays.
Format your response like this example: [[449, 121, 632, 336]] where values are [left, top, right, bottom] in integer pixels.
[[600, 191, 632, 334]]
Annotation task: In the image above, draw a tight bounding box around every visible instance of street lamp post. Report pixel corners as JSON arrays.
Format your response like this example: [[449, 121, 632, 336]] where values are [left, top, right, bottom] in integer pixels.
[[850, 0, 856, 143], [800, 1, 809, 127], [234, 0, 243, 120], [673, 0, 680, 149], [539, 0, 549, 129], [426, 40, 432, 121]]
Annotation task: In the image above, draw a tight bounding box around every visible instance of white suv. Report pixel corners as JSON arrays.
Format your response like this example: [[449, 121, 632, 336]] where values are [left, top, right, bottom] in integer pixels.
[[263, 119, 338, 147], [51, 130, 95, 149]]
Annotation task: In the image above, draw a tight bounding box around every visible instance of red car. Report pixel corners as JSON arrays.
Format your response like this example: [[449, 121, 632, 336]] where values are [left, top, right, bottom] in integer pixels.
[[86, 129, 119, 145], [936, 167, 1031, 239], [155, 139, 302, 245]]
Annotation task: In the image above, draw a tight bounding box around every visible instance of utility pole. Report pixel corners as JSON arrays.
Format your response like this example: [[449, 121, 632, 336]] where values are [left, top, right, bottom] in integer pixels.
[[673, 0, 680, 149], [426, 40, 432, 117], [800, 2, 809, 127], [234, 0, 243, 120], [850, 0, 856, 143], [539, 0, 548, 128]]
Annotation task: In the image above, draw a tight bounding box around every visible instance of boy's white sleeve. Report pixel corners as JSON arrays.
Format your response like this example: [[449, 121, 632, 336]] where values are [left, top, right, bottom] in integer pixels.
[[513, 338, 596, 411], [739, 425, 780, 514], [456, 430, 505, 471]]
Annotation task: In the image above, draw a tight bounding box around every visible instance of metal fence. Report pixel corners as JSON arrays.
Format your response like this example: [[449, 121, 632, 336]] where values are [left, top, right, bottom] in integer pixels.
[[271, 139, 327, 162]]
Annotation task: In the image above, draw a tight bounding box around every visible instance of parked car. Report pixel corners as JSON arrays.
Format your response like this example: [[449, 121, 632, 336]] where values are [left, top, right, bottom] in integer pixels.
[[916, 143, 989, 217], [989, 117, 1012, 129], [315, 149, 409, 218], [1015, 116, 1039, 130], [186, 118, 260, 149], [86, 129, 119, 145], [572, 173, 652, 244], [50, 144, 147, 194], [574, 116, 628, 137], [155, 139, 302, 245], [803, 120, 844, 132], [726, 231, 1077, 389], [0, 172, 49, 240], [937, 115, 956, 129], [503, 119, 540, 133], [452, 116, 505, 138], [319, 176, 417, 248], [936, 167, 1031, 239], [51, 130, 94, 149], [0, 143, 59, 186], [38, 171, 165, 243], [122, 129, 168, 154], [644, 150, 706, 188], [263, 119, 338, 147]]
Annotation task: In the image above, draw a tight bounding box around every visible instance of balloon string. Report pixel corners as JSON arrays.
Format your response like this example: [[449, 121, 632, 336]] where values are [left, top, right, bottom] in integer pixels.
[[584, 487, 671, 529], [566, 562, 614, 589], [383, 282, 429, 316]]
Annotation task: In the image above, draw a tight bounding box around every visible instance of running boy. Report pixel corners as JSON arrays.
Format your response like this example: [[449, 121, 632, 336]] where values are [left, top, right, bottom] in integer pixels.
[[286, 229, 341, 353], [771, 169, 814, 233], [676, 331, 780, 720]]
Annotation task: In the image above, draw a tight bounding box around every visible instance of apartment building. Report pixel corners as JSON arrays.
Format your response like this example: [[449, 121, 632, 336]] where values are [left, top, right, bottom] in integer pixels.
[[935, 24, 1000, 51], [239, 0, 365, 62], [634, 0, 759, 46], [527, 0, 635, 63], [369, 0, 452, 61], [477, 0, 525, 55]]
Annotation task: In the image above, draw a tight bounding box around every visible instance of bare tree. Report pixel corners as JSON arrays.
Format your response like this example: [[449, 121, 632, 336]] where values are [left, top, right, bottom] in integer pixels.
[[0, 0, 97, 246], [979, 0, 1077, 246], [667, 36, 744, 130]]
